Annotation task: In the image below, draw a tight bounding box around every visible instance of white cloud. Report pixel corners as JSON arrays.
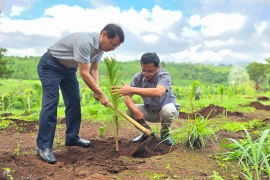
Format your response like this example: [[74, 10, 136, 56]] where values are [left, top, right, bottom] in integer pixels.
[[0, 4, 182, 38], [121, 5, 182, 35], [181, 27, 198, 38], [189, 13, 245, 37], [10, 5, 25, 16], [219, 49, 248, 60], [0, 0, 38, 15], [105, 52, 138, 62], [0, 5, 122, 37], [189, 15, 201, 27], [262, 42, 270, 49], [1, 1, 270, 65], [205, 38, 235, 48], [263, 53, 270, 58], [171, 49, 222, 63], [168, 32, 176, 39], [254, 21, 267, 34], [190, 45, 202, 53], [143, 34, 159, 42], [7, 48, 38, 56]]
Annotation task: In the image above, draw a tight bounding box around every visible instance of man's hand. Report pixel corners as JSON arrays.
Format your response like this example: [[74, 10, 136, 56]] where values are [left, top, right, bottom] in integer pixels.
[[95, 93, 110, 107], [133, 111, 145, 121], [111, 83, 133, 96], [93, 93, 99, 100]]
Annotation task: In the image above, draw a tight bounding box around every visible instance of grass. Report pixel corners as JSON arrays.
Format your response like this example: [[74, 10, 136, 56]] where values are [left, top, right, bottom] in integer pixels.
[[221, 120, 265, 133], [220, 127, 270, 180], [172, 113, 217, 150]]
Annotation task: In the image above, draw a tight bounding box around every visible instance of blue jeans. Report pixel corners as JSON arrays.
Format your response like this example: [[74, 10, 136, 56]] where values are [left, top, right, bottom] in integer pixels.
[[37, 52, 81, 148]]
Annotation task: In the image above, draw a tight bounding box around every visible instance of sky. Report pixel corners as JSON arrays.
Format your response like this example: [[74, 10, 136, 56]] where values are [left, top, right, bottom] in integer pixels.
[[0, 0, 270, 65]]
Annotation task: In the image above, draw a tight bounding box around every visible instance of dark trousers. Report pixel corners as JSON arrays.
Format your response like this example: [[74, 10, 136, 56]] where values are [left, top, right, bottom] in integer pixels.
[[37, 52, 81, 148]]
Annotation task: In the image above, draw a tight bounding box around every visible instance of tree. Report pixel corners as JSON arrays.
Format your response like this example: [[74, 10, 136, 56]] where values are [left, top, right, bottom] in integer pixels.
[[0, 48, 14, 79], [228, 66, 249, 85], [247, 59, 270, 81]]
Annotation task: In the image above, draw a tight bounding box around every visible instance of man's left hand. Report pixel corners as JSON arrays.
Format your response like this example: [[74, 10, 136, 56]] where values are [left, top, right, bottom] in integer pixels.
[[111, 84, 132, 96]]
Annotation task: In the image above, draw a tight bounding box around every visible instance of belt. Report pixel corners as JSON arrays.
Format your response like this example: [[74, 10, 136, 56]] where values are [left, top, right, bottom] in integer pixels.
[[46, 51, 53, 57], [46, 51, 60, 61], [46, 51, 62, 63]]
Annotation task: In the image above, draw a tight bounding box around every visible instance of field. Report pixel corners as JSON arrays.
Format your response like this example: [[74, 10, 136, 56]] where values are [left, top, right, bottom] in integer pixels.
[[0, 95, 270, 179]]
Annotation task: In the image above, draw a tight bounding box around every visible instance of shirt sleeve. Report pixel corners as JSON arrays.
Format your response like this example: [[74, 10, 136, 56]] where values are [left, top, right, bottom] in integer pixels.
[[90, 51, 104, 63], [158, 74, 171, 91]]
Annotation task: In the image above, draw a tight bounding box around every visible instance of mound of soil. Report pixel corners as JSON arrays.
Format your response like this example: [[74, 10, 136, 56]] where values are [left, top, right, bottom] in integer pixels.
[[263, 118, 270, 124], [178, 104, 244, 119], [257, 96, 269, 101], [246, 101, 270, 111]]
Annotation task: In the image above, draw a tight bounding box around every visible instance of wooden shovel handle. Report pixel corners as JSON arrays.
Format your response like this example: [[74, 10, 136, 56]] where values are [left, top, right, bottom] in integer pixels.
[[107, 103, 152, 136]]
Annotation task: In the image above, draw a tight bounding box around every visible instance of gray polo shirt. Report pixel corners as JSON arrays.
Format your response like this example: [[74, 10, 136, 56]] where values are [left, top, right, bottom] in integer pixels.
[[48, 32, 104, 68], [130, 68, 180, 110]]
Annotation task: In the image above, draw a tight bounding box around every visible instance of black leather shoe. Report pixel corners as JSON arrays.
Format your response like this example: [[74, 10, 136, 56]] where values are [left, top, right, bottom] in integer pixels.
[[65, 138, 91, 148], [161, 134, 174, 146], [37, 148, 57, 164], [132, 132, 155, 142], [132, 133, 148, 142]]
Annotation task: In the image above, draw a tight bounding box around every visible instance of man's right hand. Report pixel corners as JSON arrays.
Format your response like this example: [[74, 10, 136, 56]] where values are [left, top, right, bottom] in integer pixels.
[[97, 94, 110, 107], [133, 111, 145, 121]]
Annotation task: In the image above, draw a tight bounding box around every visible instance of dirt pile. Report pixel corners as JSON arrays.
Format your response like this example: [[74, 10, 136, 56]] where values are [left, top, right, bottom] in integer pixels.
[[179, 104, 244, 119]]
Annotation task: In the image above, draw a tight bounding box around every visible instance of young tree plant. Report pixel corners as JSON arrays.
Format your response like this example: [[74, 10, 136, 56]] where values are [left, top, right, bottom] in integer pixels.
[[104, 57, 122, 151], [218, 85, 224, 103], [190, 81, 200, 113]]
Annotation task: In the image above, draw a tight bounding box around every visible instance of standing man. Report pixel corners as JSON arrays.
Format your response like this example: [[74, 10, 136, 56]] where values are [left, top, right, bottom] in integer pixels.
[[37, 24, 125, 164], [112, 53, 179, 146]]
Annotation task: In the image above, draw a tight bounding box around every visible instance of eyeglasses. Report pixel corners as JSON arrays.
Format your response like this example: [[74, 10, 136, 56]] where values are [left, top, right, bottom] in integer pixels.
[[141, 68, 158, 75], [109, 39, 118, 49]]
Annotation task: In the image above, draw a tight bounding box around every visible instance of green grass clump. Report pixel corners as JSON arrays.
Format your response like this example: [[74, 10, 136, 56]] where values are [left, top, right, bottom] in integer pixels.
[[220, 128, 270, 180], [172, 114, 217, 150]]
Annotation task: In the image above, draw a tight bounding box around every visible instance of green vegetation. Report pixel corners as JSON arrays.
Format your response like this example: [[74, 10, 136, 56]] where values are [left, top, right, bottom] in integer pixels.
[[208, 171, 225, 180], [1, 53, 270, 179], [104, 57, 123, 151], [172, 114, 217, 150], [220, 128, 270, 180], [0, 56, 237, 86], [2, 167, 15, 180], [0, 48, 14, 79]]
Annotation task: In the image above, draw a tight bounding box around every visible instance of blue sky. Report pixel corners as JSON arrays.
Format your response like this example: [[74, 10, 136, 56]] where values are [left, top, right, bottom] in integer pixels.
[[0, 0, 270, 65]]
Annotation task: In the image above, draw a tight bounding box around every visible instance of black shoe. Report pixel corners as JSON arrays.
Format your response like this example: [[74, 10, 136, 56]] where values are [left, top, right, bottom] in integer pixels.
[[132, 132, 155, 142], [65, 138, 91, 148], [37, 148, 57, 164], [161, 134, 174, 146]]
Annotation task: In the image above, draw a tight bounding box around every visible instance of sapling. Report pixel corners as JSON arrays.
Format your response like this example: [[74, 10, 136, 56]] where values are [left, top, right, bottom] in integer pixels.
[[104, 57, 122, 151], [218, 85, 224, 103], [24, 88, 33, 111]]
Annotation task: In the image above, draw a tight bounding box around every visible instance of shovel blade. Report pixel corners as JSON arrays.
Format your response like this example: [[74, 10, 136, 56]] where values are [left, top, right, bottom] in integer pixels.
[[132, 135, 154, 158]]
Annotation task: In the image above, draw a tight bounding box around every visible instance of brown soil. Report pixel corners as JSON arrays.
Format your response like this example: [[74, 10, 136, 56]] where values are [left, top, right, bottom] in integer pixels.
[[179, 102, 270, 119], [257, 96, 270, 101], [1, 102, 270, 180]]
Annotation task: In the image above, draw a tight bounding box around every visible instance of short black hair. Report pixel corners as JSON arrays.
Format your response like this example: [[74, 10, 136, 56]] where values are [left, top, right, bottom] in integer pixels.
[[101, 23, 125, 43], [140, 52, 160, 67]]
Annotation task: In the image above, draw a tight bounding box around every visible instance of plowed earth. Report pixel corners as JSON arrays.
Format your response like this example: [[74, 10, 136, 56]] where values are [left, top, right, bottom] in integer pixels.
[[1, 100, 270, 180]]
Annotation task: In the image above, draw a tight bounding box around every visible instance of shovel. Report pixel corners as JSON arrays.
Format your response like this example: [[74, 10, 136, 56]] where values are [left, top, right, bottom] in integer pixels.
[[107, 103, 154, 157]]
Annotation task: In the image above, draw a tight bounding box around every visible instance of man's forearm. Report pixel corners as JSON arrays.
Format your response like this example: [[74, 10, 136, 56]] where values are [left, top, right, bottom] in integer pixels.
[[90, 69, 98, 84], [123, 96, 140, 114], [80, 73, 102, 96]]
